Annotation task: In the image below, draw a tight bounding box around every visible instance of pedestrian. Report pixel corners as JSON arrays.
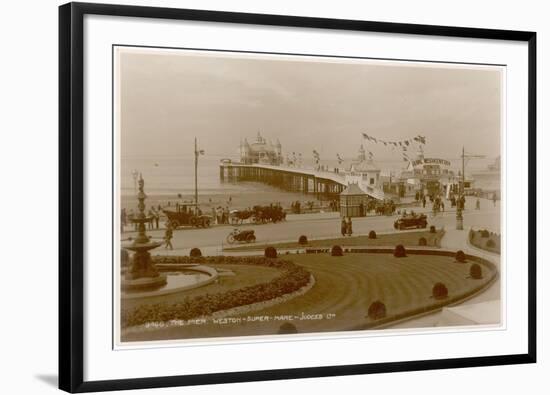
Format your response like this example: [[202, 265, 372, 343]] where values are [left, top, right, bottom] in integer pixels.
[[212, 207, 217, 225], [493, 194, 497, 207], [121, 208, 127, 233], [346, 216, 353, 236], [216, 206, 222, 224], [422, 197, 426, 208], [341, 217, 347, 237], [152, 207, 159, 229], [164, 222, 173, 250], [441, 201, 445, 212], [476, 198, 481, 210], [148, 209, 154, 229]]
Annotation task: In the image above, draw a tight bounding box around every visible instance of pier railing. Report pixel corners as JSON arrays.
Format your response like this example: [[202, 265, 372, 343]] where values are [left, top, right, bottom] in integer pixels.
[[219, 162, 384, 200]]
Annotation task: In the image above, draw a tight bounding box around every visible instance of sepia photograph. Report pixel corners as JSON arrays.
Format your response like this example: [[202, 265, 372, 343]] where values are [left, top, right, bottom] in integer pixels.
[[115, 46, 502, 344]]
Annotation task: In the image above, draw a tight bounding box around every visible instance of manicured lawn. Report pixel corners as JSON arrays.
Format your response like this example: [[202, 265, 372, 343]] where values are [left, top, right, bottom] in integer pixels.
[[122, 251, 497, 341], [122, 264, 281, 311], [225, 230, 445, 251], [251, 253, 495, 331]]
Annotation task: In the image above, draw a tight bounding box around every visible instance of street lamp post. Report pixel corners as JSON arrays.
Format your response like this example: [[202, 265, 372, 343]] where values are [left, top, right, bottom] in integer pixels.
[[194, 137, 204, 207], [131, 169, 139, 196], [456, 147, 464, 230]]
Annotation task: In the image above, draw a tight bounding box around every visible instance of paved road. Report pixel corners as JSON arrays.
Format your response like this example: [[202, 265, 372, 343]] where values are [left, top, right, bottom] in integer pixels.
[[124, 196, 500, 256]]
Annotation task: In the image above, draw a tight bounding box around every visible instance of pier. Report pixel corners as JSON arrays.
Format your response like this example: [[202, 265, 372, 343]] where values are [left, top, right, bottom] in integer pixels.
[[220, 162, 352, 200]]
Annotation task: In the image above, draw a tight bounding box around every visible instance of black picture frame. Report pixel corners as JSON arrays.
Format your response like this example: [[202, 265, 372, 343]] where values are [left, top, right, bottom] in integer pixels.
[[59, 2, 537, 393]]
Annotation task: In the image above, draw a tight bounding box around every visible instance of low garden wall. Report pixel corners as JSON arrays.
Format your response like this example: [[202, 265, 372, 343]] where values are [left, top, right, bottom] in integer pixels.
[[469, 228, 501, 254]]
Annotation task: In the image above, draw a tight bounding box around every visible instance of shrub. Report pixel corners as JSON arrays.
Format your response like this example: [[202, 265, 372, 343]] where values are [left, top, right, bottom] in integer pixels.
[[418, 237, 427, 246], [470, 263, 483, 279], [264, 246, 277, 259], [368, 230, 377, 239], [189, 248, 202, 258], [331, 245, 343, 256], [486, 239, 496, 248], [430, 225, 436, 233], [394, 244, 407, 258], [368, 300, 387, 320], [298, 235, 308, 245], [479, 229, 490, 238], [432, 282, 449, 299], [277, 322, 298, 334], [455, 250, 467, 263]]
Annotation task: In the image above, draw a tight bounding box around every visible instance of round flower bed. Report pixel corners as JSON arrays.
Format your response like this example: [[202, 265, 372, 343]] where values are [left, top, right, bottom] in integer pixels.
[[189, 248, 202, 258], [432, 282, 448, 299], [265, 246, 278, 259], [368, 230, 377, 239], [455, 250, 467, 263], [394, 244, 407, 258], [331, 245, 343, 257], [368, 300, 387, 320], [298, 235, 308, 245], [480, 229, 490, 238], [470, 263, 483, 279]]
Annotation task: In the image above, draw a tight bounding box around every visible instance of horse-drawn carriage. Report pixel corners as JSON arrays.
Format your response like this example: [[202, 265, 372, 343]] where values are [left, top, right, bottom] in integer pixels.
[[229, 204, 286, 225], [163, 203, 212, 229]]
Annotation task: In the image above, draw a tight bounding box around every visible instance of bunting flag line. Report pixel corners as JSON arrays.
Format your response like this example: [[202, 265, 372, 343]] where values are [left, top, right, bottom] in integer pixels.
[[362, 132, 427, 147]]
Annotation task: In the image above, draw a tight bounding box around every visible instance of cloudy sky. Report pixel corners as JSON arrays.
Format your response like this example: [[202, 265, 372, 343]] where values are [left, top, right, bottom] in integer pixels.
[[118, 47, 501, 161]]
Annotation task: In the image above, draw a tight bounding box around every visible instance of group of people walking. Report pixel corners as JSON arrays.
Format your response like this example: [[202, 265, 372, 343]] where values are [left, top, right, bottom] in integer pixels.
[[212, 206, 230, 225], [340, 216, 353, 237], [120, 206, 162, 232]]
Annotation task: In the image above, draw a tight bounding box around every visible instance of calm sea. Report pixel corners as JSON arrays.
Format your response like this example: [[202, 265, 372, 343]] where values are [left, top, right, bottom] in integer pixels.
[[120, 155, 499, 197]]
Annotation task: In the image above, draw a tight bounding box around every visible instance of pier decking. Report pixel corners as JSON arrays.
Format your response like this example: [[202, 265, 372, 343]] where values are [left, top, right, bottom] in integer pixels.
[[219, 162, 384, 200]]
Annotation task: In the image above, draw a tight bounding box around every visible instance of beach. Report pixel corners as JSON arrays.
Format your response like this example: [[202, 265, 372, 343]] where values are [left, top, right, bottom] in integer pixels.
[[120, 182, 323, 212]]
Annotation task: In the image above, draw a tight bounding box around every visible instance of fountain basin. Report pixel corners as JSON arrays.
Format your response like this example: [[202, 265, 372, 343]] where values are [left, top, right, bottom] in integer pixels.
[[121, 265, 218, 300]]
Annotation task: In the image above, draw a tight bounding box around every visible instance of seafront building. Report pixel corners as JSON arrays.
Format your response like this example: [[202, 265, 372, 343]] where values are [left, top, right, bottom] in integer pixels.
[[225, 134, 483, 217]]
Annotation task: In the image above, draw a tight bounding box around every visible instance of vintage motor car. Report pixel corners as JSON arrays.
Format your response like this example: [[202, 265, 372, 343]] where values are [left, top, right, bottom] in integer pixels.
[[163, 203, 212, 228], [393, 212, 428, 230]]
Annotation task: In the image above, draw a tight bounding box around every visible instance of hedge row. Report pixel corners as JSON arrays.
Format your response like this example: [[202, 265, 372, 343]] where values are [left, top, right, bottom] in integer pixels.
[[122, 258, 311, 328], [153, 255, 289, 268]]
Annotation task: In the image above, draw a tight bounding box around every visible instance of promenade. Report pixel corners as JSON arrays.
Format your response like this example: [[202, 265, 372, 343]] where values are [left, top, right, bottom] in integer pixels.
[[125, 196, 500, 257], [122, 195, 501, 338]]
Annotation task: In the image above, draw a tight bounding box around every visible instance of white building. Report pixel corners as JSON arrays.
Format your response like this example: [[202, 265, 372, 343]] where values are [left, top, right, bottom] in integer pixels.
[[240, 132, 283, 165], [342, 145, 385, 200]]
